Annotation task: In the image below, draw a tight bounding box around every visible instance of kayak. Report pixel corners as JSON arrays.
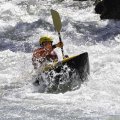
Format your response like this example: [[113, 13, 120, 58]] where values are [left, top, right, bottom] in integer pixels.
[[45, 52, 89, 80], [33, 52, 90, 93]]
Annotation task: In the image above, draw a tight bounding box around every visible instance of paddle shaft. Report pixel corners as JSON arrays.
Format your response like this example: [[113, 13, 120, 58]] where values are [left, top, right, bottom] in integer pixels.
[[58, 32, 64, 57]]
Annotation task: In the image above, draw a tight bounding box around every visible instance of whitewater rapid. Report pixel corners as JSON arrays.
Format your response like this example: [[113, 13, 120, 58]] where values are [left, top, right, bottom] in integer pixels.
[[0, 0, 120, 120]]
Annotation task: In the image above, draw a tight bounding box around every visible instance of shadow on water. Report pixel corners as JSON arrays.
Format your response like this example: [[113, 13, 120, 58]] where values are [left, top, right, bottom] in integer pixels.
[[0, 18, 54, 52], [1, 16, 120, 52], [72, 20, 120, 43], [62, 19, 120, 45]]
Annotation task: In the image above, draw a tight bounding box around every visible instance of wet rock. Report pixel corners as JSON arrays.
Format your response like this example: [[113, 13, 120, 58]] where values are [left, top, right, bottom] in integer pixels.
[[94, 0, 104, 14], [95, 0, 120, 20]]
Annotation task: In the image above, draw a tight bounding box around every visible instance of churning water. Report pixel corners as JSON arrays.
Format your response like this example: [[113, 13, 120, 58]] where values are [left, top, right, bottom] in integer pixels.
[[0, 0, 120, 119]]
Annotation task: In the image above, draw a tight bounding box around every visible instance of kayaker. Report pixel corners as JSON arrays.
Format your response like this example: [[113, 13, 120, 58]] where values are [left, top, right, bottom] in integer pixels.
[[32, 36, 63, 69]]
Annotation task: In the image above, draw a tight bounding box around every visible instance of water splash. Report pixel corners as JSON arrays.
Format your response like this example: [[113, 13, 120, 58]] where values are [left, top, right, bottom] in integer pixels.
[[32, 64, 82, 93]]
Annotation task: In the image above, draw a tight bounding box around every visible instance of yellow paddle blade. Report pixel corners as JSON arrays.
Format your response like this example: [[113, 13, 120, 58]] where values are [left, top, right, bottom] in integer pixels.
[[51, 9, 62, 33]]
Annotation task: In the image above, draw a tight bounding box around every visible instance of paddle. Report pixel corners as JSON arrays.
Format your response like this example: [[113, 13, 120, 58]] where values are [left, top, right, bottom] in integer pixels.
[[51, 9, 64, 58]]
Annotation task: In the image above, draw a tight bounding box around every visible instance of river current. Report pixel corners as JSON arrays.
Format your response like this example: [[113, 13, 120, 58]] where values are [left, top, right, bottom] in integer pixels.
[[0, 0, 120, 119]]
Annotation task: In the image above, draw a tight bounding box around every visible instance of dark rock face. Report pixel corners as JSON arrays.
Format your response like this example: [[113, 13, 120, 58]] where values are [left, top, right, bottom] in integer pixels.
[[95, 1, 104, 14], [95, 0, 120, 20]]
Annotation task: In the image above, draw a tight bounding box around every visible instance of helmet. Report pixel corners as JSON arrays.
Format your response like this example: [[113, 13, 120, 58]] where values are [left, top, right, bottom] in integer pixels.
[[39, 36, 53, 45]]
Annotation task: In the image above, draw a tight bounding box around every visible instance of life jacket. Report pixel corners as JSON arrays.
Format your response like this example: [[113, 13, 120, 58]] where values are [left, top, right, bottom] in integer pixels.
[[32, 48, 58, 67], [46, 51, 58, 62]]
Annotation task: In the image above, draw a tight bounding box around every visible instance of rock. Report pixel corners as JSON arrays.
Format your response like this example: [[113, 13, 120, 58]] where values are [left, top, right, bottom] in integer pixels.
[[95, 0, 120, 20], [94, 0, 104, 14]]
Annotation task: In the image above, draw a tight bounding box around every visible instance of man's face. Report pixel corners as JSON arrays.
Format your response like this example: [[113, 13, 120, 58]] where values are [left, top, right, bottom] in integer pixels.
[[43, 42, 52, 50]]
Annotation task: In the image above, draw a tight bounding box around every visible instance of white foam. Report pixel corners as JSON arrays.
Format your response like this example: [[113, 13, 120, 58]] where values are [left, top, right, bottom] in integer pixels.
[[0, 0, 120, 119]]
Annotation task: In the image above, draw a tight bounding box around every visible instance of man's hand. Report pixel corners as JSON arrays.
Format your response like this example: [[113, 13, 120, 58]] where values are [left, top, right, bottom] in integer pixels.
[[56, 42, 63, 48]]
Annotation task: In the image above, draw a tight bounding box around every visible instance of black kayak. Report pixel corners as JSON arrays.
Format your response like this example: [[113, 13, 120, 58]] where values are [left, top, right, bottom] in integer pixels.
[[33, 52, 90, 93], [54, 52, 90, 81]]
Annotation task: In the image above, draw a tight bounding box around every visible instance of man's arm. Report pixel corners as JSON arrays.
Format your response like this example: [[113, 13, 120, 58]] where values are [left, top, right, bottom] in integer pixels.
[[53, 42, 63, 48]]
